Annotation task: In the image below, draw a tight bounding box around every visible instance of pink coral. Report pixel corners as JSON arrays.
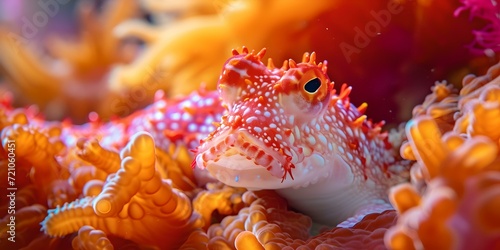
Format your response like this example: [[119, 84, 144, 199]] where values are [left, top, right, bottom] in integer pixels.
[[455, 0, 500, 54]]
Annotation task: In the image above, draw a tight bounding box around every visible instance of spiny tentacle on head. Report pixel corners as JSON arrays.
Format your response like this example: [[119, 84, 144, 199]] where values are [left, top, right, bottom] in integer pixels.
[[196, 48, 406, 189], [196, 48, 333, 183]]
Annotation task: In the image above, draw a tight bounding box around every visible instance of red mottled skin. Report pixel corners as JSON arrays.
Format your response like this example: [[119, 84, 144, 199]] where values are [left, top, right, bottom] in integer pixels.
[[1, 48, 410, 228], [195, 48, 411, 226]]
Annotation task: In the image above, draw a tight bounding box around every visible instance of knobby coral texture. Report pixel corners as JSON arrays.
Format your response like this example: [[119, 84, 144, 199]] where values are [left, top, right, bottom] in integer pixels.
[[0, 0, 500, 250], [386, 61, 500, 250]]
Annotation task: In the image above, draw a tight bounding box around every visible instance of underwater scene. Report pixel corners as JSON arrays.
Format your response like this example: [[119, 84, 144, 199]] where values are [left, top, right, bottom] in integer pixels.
[[0, 0, 499, 249]]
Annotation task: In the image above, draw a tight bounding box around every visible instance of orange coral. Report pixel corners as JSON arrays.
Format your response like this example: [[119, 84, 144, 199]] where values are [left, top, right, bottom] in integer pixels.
[[182, 188, 312, 249], [1, 2, 499, 248], [183, 186, 397, 250], [0, 96, 209, 249], [386, 61, 500, 250], [42, 132, 203, 249], [72, 225, 113, 250], [192, 182, 247, 230], [110, 0, 339, 97], [1, 114, 75, 208], [0, 0, 140, 122], [0, 204, 47, 248], [2, 0, 496, 127], [140, 0, 219, 18]]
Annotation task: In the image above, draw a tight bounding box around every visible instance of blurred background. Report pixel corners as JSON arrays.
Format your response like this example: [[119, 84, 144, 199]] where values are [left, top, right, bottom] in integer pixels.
[[0, 0, 498, 126]]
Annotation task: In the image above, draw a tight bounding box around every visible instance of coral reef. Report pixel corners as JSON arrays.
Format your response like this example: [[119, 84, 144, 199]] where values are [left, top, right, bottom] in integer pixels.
[[0, 0, 140, 122], [455, 0, 500, 54], [182, 188, 397, 250], [2, 0, 498, 124], [2, 49, 498, 250], [0, 1, 500, 249], [386, 61, 500, 249], [42, 132, 202, 249]]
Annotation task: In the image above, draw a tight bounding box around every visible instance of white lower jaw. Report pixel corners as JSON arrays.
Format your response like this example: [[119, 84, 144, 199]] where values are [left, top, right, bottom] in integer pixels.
[[199, 151, 279, 189], [196, 129, 286, 187]]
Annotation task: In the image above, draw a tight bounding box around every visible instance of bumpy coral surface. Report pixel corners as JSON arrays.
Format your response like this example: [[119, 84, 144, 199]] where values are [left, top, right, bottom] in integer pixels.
[[386, 61, 500, 250]]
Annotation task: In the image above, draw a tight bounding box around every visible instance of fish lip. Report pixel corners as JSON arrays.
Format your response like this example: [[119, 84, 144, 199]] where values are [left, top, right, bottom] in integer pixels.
[[196, 129, 285, 178]]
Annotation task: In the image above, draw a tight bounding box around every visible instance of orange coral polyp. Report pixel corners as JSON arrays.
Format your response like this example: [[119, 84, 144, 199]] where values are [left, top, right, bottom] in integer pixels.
[[406, 117, 448, 178], [472, 173, 500, 233], [389, 183, 421, 214], [41, 132, 202, 249], [72, 225, 113, 250], [388, 61, 500, 250], [1, 3, 499, 245]]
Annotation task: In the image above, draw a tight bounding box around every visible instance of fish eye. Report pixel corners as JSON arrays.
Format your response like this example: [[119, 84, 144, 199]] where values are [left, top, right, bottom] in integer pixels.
[[303, 78, 321, 93]]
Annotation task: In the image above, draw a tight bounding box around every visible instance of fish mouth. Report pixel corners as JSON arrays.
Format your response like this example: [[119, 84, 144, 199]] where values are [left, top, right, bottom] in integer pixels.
[[195, 130, 286, 188]]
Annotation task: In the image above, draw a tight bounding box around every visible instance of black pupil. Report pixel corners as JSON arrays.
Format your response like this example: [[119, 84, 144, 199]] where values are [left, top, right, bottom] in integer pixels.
[[304, 78, 321, 93]]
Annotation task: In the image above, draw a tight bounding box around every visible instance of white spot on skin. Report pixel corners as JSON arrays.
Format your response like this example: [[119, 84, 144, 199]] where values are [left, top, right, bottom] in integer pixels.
[[200, 125, 208, 133], [246, 116, 258, 124], [337, 129, 347, 139], [293, 126, 301, 140], [188, 123, 198, 132], [303, 147, 312, 156], [307, 136, 316, 145], [288, 149, 299, 162], [254, 127, 263, 133], [317, 134, 327, 145], [347, 152, 354, 161], [354, 157, 362, 166], [156, 122, 166, 130], [171, 112, 181, 120], [154, 112, 163, 120], [337, 145, 345, 154], [346, 127, 353, 137], [182, 113, 191, 121], [311, 154, 325, 167], [170, 122, 179, 130], [226, 64, 249, 78], [243, 107, 251, 116], [304, 126, 310, 134], [205, 98, 214, 106], [205, 116, 214, 124]]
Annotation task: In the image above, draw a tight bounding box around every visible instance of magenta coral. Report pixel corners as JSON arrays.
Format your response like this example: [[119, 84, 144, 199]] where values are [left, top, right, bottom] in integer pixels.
[[455, 0, 500, 54]]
